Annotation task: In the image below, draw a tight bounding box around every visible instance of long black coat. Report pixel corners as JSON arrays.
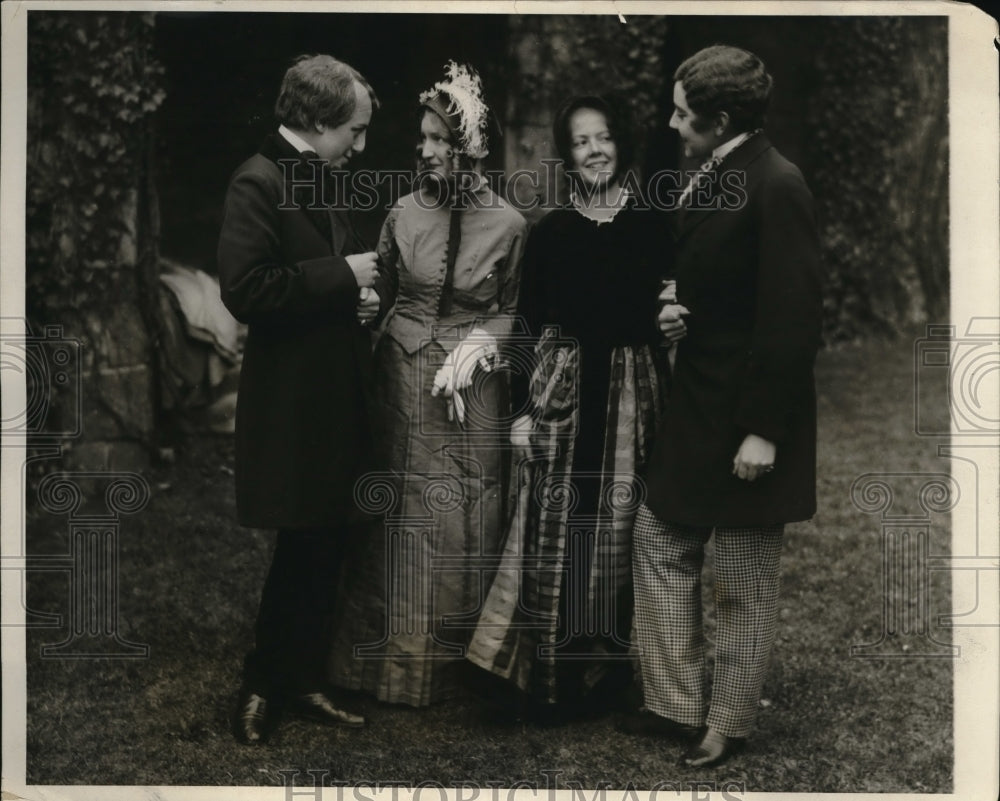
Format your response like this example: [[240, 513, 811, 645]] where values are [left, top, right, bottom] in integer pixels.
[[217, 134, 391, 529], [644, 135, 822, 528]]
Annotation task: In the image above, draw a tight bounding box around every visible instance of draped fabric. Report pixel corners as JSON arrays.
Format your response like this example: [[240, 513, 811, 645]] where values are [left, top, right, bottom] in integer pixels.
[[466, 334, 662, 704]]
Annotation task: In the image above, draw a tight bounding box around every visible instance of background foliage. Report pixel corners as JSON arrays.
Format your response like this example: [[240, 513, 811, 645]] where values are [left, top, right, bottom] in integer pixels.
[[806, 17, 948, 343], [26, 12, 165, 322], [506, 15, 673, 174], [26, 12, 166, 451]]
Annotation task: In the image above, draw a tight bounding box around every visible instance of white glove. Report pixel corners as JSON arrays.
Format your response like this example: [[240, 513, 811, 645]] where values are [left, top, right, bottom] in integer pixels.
[[431, 328, 498, 397]]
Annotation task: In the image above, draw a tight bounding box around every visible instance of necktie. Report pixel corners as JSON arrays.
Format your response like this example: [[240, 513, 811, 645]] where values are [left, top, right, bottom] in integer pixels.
[[677, 155, 722, 210]]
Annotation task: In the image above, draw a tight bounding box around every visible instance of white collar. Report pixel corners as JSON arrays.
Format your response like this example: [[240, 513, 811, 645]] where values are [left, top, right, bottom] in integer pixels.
[[570, 185, 630, 225], [712, 130, 758, 162], [278, 125, 314, 154]]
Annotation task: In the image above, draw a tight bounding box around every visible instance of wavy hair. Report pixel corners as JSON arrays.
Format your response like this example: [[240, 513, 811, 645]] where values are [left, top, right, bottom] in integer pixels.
[[673, 45, 772, 133], [275, 54, 380, 131]]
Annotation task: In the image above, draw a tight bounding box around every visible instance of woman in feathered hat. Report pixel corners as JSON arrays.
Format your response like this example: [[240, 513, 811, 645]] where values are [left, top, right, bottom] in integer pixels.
[[329, 62, 527, 707]]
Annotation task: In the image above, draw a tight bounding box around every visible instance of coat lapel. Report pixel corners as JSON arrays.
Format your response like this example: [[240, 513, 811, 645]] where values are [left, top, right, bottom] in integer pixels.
[[676, 134, 774, 242], [258, 133, 335, 248], [328, 207, 351, 255]]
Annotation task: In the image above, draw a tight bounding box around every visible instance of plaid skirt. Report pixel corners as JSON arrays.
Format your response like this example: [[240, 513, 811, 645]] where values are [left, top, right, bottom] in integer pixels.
[[466, 332, 663, 704]]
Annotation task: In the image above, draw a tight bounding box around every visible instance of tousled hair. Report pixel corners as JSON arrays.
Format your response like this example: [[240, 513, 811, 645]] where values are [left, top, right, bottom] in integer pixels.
[[275, 54, 379, 131]]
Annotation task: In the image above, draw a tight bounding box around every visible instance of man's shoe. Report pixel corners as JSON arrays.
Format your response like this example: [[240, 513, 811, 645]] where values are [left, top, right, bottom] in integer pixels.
[[683, 727, 746, 768], [289, 692, 365, 728], [616, 708, 700, 739], [233, 689, 275, 745]]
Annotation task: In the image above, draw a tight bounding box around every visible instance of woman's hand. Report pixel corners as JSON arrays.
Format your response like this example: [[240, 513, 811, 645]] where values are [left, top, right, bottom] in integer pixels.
[[452, 329, 499, 391], [431, 329, 498, 400], [732, 434, 776, 481], [509, 414, 533, 462]]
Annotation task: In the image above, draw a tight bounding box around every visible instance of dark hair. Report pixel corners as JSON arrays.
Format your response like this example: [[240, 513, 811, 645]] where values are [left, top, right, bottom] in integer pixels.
[[673, 45, 772, 133], [552, 95, 635, 183], [275, 54, 380, 131]]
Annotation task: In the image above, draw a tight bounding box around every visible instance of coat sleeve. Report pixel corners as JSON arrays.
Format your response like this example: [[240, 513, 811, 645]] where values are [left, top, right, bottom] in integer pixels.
[[733, 166, 823, 443], [217, 167, 359, 324]]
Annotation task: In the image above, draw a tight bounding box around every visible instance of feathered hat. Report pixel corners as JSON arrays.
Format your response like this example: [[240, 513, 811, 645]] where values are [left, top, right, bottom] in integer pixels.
[[419, 61, 490, 160]]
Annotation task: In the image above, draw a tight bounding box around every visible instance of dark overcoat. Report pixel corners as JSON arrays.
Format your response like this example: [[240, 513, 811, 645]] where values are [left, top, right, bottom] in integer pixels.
[[217, 134, 391, 529], [644, 134, 822, 528]]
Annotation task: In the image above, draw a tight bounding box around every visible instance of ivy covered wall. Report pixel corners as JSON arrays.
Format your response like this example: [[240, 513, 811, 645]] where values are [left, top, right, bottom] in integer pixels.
[[805, 16, 949, 343], [27, 12, 165, 468]]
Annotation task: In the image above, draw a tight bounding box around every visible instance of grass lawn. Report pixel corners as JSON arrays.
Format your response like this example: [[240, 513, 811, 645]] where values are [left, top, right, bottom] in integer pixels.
[[22, 327, 953, 792]]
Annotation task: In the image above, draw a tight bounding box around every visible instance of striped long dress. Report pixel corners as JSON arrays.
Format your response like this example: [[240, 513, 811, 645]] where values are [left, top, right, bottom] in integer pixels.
[[467, 198, 671, 706]]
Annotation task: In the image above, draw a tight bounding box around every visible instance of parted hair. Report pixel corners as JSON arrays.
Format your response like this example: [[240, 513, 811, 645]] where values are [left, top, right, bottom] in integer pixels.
[[275, 54, 380, 131], [414, 108, 479, 176], [673, 45, 772, 133], [552, 94, 635, 181]]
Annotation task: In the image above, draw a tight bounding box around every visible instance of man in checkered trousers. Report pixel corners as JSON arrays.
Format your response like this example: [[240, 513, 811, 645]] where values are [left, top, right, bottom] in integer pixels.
[[619, 45, 822, 767]]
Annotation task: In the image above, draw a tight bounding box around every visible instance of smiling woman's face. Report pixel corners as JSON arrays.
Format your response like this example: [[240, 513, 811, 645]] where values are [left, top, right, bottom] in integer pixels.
[[568, 107, 618, 188], [417, 109, 455, 181]]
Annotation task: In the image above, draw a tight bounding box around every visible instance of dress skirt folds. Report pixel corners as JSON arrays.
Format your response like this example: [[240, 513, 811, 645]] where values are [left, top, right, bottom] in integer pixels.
[[328, 183, 527, 706], [460, 199, 670, 705], [466, 332, 661, 705], [328, 334, 509, 706]]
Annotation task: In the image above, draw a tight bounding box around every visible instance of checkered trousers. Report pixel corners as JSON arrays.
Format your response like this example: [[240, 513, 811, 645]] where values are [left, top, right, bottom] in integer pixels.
[[632, 503, 783, 738]]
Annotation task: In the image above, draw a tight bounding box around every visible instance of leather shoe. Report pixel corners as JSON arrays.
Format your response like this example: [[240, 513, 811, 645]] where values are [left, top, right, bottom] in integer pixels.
[[233, 689, 275, 745], [683, 727, 745, 768], [289, 691, 365, 728], [616, 708, 700, 739]]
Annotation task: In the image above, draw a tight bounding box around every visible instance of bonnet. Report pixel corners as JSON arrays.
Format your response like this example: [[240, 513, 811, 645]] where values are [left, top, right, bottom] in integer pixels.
[[419, 61, 490, 160]]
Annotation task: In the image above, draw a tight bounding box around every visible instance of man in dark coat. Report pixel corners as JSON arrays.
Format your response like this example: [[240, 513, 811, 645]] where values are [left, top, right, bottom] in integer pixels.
[[620, 46, 822, 767], [217, 54, 390, 745]]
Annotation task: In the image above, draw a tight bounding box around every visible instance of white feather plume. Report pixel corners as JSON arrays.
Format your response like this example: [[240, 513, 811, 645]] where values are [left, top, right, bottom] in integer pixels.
[[419, 61, 490, 159]]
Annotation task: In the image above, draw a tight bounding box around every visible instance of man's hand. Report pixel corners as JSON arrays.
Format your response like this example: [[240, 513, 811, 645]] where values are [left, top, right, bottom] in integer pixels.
[[658, 303, 690, 344], [357, 287, 380, 326], [732, 433, 776, 482], [657, 281, 689, 343], [346, 251, 378, 288]]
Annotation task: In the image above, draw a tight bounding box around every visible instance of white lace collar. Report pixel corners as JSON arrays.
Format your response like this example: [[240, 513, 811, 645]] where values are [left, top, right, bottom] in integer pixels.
[[570, 186, 630, 226]]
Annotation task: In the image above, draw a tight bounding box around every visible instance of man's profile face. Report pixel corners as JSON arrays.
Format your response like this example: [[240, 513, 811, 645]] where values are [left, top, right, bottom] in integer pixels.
[[313, 80, 373, 168], [669, 81, 725, 160]]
